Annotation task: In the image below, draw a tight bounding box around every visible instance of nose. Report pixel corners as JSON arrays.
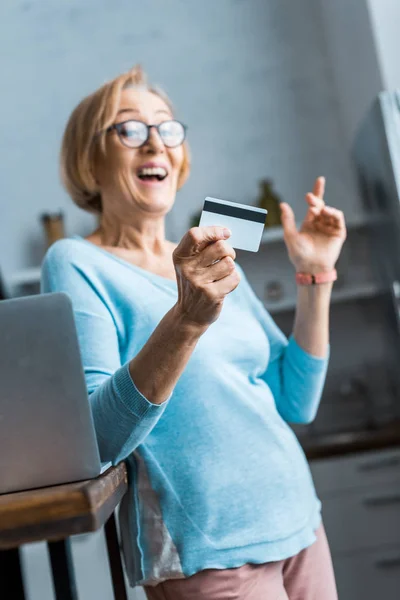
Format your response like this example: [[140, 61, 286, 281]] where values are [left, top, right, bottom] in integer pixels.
[[144, 126, 165, 153]]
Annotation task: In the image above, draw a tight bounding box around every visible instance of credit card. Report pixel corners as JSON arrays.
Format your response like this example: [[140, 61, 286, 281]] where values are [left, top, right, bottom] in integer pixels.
[[199, 197, 267, 252]]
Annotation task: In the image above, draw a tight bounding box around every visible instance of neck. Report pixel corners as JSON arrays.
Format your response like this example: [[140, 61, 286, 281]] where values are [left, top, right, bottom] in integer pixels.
[[97, 210, 168, 255]]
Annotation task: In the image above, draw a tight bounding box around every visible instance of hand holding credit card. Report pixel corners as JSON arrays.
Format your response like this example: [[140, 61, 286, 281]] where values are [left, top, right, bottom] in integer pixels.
[[199, 197, 267, 252]]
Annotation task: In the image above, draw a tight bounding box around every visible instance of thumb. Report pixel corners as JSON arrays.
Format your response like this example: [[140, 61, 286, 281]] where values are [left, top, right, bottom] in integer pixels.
[[280, 203, 297, 240], [177, 226, 231, 256]]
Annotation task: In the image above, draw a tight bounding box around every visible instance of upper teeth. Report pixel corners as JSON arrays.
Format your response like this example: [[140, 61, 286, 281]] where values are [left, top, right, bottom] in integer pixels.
[[138, 167, 167, 177]]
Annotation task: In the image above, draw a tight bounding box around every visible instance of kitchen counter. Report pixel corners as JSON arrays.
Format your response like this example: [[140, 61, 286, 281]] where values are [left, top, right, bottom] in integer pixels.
[[300, 420, 400, 461]]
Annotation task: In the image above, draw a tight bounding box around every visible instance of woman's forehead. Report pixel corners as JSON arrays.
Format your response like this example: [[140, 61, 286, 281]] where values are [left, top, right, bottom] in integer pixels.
[[117, 87, 172, 119]]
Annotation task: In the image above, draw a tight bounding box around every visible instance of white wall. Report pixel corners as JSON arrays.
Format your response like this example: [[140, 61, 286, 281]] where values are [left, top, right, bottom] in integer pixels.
[[367, 0, 400, 91], [0, 0, 361, 283], [316, 0, 383, 147]]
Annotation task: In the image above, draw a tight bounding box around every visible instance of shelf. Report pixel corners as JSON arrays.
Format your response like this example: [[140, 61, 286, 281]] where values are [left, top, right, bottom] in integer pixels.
[[9, 213, 381, 286], [261, 213, 377, 246], [9, 265, 383, 318], [266, 282, 384, 314]]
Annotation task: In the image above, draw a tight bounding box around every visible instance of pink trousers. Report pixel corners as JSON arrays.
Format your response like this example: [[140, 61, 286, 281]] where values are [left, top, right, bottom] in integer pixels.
[[144, 525, 338, 600]]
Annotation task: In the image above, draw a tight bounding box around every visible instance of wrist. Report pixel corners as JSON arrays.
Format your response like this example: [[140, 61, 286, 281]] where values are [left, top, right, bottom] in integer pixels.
[[294, 262, 335, 275], [296, 269, 337, 286], [170, 304, 209, 340], [296, 278, 334, 311]]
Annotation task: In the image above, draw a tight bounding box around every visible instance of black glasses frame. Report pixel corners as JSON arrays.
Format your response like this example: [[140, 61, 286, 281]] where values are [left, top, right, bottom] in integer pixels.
[[106, 119, 187, 149]]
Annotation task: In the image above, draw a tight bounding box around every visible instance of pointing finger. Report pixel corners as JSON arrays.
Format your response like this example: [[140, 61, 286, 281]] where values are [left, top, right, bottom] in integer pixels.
[[312, 176, 326, 199]]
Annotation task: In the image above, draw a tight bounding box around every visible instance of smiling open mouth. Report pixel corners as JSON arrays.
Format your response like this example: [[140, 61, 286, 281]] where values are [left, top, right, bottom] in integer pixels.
[[137, 167, 168, 182]]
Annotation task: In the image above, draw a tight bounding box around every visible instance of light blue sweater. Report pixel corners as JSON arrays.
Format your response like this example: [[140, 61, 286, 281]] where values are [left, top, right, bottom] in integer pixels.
[[41, 236, 328, 587]]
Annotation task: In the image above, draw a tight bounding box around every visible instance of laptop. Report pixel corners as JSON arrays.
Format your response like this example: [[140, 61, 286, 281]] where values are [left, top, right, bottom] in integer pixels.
[[0, 292, 108, 495]]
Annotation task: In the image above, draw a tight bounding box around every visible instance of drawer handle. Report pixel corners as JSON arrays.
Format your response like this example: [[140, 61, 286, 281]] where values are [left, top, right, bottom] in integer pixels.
[[363, 494, 400, 507], [375, 556, 400, 570], [358, 456, 400, 472]]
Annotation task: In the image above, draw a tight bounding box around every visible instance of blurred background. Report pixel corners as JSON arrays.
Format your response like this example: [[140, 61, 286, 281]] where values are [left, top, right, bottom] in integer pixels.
[[1, 1, 400, 598]]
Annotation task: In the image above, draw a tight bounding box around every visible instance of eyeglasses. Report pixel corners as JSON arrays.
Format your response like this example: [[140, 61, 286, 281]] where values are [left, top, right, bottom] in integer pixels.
[[106, 119, 187, 149]]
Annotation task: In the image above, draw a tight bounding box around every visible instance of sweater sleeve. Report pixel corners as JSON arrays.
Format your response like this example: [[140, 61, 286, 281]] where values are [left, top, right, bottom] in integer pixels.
[[237, 266, 329, 424], [41, 240, 169, 464]]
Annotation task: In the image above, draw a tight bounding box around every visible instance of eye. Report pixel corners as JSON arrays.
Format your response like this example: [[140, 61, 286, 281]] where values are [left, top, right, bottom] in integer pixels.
[[158, 121, 186, 147], [118, 121, 146, 140]]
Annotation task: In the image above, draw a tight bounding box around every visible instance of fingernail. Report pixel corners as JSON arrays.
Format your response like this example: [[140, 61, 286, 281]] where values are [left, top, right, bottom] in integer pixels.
[[223, 228, 231, 238]]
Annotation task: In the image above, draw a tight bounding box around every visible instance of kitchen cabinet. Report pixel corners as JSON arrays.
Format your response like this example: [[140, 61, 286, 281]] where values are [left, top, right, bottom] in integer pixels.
[[310, 447, 400, 599]]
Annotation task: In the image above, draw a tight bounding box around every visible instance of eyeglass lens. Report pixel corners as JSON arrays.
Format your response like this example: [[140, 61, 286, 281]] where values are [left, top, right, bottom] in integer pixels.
[[117, 120, 185, 148]]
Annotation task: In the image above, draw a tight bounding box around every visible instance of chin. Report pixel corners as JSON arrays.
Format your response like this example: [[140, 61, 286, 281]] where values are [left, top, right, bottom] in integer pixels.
[[130, 176, 177, 214], [142, 192, 175, 215]]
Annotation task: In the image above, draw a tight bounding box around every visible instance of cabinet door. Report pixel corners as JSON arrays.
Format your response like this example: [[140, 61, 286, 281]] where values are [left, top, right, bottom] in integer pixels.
[[334, 546, 400, 600], [310, 448, 400, 496], [321, 481, 400, 554]]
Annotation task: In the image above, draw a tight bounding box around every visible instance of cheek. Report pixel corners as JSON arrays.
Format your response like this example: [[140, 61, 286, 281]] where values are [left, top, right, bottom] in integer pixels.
[[103, 138, 136, 175], [169, 148, 184, 178], [111, 146, 135, 173]]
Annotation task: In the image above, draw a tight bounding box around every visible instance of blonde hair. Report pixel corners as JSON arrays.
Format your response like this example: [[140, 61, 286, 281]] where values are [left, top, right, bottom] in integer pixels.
[[60, 65, 190, 214]]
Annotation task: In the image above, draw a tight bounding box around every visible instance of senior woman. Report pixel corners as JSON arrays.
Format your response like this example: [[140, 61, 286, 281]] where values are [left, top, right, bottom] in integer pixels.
[[41, 66, 346, 599]]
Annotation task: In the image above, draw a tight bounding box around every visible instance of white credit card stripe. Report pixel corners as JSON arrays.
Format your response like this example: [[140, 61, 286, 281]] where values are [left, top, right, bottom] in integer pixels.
[[203, 199, 266, 224], [205, 196, 267, 215]]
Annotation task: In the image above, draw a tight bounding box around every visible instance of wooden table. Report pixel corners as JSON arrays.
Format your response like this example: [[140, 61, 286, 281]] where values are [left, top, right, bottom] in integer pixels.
[[0, 463, 128, 600]]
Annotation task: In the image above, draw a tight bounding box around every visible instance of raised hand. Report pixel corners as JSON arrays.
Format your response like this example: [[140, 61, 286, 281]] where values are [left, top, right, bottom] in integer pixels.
[[280, 177, 347, 274]]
